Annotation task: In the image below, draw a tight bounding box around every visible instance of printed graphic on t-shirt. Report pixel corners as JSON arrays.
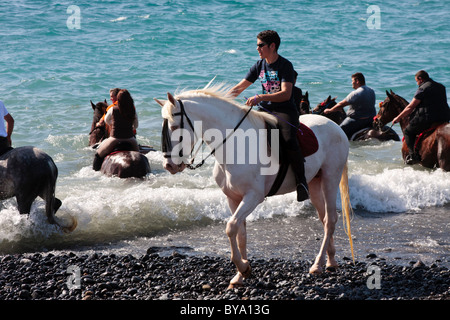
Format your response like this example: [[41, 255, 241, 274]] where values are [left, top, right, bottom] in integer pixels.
[[259, 70, 280, 94]]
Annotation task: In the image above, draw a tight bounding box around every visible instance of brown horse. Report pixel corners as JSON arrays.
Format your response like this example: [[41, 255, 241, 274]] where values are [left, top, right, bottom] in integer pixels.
[[89, 100, 109, 147], [375, 90, 450, 171], [313, 96, 400, 142], [89, 100, 152, 178]]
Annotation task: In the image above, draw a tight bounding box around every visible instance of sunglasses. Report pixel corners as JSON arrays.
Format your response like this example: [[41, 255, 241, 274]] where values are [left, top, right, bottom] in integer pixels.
[[257, 43, 268, 48]]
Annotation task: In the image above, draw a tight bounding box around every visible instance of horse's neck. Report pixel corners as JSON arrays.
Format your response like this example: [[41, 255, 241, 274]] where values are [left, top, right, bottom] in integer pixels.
[[394, 99, 410, 132], [186, 98, 254, 136]]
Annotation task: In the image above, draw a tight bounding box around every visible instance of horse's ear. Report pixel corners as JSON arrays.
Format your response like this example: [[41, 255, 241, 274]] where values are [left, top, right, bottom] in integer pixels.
[[305, 91, 308, 98], [104, 99, 107, 104], [90, 100, 96, 110], [390, 89, 395, 95], [332, 96, 337, 101], [167, 92, 176, 106], [386, 90, 392, 98], [154, 98, 165, 107], [326, 95, 331, 102]]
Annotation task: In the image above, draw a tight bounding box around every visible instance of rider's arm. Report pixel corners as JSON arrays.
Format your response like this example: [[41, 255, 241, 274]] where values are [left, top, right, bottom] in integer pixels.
[[4, 113, 14, 144], [247, 81, 293, 106], [324, 99, 349, 114], [392, 98, 421, 124], [228, 79, 253, 98]]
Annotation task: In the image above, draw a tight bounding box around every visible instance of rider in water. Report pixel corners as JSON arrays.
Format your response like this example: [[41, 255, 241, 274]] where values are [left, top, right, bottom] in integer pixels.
[[93, 89, 139, 170], [324, 73, 376, 140], [392, 70, 450, 164], [0, 100, 14, 155], [228, 30, 309, 202]]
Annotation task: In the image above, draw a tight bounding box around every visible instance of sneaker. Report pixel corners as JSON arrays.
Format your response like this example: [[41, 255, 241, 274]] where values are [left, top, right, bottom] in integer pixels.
[[297, 183, 309, 202]]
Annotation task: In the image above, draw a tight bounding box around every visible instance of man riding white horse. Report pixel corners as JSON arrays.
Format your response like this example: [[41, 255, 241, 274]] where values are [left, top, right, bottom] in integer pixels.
[[228, 30, 309, 202]]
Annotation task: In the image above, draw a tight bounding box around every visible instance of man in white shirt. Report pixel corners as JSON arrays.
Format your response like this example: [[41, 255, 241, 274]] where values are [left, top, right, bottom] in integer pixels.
[[324, 73, 376, 139], [0, 100, 14, 155]]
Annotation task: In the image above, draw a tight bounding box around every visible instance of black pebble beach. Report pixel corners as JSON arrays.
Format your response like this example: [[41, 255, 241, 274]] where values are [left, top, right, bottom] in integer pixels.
[[0, 249, 448, 302]]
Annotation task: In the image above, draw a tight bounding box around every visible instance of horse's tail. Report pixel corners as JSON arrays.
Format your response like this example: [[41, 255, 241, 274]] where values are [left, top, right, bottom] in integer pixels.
[[339, 162, 355, 263]]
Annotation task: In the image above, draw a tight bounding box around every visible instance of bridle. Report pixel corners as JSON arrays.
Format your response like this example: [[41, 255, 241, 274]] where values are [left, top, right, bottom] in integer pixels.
[[373, 101, 395, 133], [161, 99, 253, 170]]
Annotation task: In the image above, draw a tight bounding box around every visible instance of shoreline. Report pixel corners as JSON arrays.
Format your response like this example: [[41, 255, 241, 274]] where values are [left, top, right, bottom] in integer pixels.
[[0, 249, 448, 301]]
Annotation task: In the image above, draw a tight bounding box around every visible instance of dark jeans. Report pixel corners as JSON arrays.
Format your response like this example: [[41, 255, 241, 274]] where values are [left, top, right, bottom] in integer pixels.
[[270, 109, 301, 151], [404, 120, 433, 154], [340, 117, 373, 139], [0, 136, 10, 154]]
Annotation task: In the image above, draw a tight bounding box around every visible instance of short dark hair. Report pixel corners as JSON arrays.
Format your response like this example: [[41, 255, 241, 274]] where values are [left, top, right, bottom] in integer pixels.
[[415, 70, 430, 81], [351, 72, 366, 85], [110, 88, 121, 96], [257, 30, 281, 51]]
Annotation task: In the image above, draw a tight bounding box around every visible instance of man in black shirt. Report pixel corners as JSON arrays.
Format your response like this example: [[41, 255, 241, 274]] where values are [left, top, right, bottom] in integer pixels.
[[229, 30, 308, 201], [392, 70, 450, 164]]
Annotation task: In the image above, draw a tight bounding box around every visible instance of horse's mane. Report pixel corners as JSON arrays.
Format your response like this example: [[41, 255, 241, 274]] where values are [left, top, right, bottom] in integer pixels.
[[391, 92, 409, 108], [168, 83, 278, 127]]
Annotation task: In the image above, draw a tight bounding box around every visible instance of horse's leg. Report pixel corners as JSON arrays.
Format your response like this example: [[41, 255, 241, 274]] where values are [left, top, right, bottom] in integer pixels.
[[226, 198, 247, 287], [309, 173, 339, 274], [225, 192, 262, 286], [437, 132, 450, 171], [16, 194, 34, 215], [309, 176, 338, 271]]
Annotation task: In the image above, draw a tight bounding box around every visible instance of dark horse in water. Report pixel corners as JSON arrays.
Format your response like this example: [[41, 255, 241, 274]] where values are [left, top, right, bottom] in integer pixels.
[[312, 96, 400, 142], [90, 100, 152, 178], [0, 147, 77, 232], [375, 90, 450, 171]]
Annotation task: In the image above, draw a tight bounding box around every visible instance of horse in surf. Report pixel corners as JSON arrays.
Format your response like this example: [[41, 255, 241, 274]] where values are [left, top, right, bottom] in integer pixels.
[[155, 85, 354, 288], [0, 146, 77, 232], [375, 90, 450, 171], [89, 100, 152, 178], [314, 96, 400, 142]]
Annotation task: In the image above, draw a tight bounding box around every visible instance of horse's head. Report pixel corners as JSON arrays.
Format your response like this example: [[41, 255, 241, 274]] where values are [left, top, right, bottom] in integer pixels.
[[299, 91, 310, 115], [374, 90, 408, 129], [313, 96, 346, 124], [89, 100, 109, 146], [155, 92, 194, 174]]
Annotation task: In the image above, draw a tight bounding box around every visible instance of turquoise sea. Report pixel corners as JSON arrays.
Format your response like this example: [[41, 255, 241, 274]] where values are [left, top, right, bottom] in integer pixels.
[[0, 0, 449, 267]]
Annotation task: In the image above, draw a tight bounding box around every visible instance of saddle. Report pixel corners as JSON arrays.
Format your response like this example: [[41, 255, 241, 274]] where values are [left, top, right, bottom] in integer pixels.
[[266, 122, 318, 197], [402, 123, 445, 154]]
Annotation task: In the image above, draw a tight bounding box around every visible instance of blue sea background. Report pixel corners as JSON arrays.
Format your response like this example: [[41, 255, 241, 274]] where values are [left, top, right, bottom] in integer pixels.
[[0, 0, 449, 266]]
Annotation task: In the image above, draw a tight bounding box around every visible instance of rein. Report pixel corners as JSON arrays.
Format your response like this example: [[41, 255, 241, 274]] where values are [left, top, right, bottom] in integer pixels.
[[162, 99, 253, 170]]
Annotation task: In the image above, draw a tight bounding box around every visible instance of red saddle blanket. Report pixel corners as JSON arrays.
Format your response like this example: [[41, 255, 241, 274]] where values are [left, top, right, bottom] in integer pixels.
[[297, 122, 319, 157], [401, 123, 443, 151]]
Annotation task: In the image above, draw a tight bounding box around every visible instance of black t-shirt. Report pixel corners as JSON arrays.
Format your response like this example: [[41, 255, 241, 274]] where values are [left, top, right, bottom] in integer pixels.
[[245, 55, 296, 113], [412, 79, 450, 123]]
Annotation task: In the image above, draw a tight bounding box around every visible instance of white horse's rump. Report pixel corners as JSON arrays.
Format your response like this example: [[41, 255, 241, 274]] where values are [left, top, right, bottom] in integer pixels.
[[156, 85, 352, 287]]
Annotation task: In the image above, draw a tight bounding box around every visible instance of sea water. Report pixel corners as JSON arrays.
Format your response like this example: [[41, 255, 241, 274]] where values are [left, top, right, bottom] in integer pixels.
[[0, 0, 449, 266]]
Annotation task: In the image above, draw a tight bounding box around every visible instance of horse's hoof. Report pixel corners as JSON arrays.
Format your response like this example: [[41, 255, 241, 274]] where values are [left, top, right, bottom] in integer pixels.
[[240, 264, 252, 279], [309, 265, 323, 275], [325, 265, 338, 272]]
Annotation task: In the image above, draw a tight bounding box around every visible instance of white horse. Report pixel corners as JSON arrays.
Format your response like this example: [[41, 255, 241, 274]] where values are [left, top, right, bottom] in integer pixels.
[[155, 85, 353, 288]]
